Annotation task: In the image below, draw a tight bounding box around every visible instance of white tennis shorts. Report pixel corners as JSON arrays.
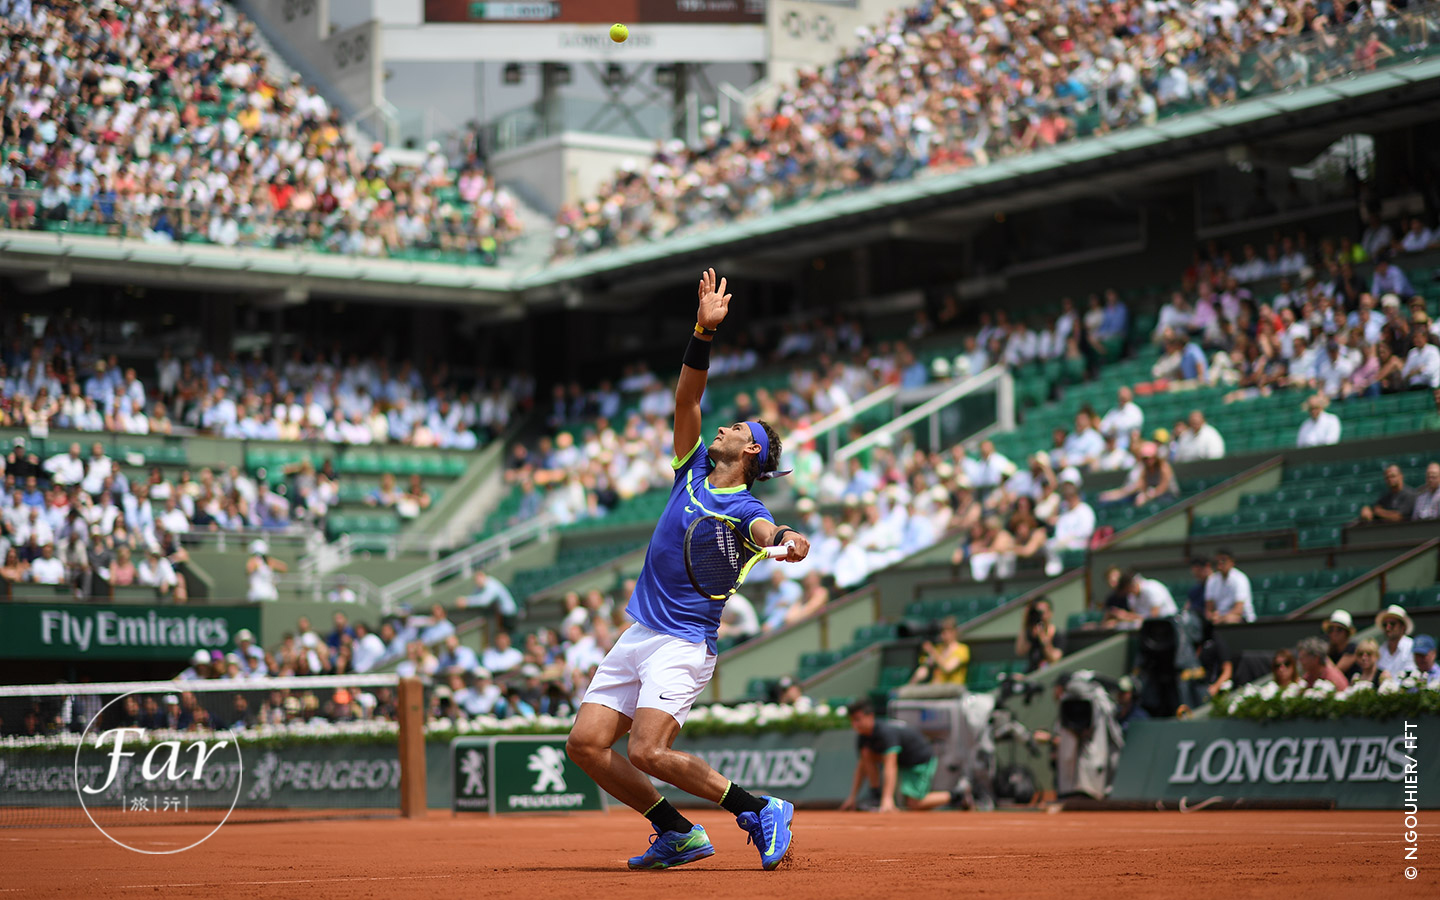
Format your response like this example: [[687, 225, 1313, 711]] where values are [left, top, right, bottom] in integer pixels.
[[582, 623, 716, 725]]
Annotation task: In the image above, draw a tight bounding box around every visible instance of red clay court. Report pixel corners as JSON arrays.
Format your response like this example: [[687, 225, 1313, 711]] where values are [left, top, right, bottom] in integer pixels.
[[2, 810, 1433, 899]]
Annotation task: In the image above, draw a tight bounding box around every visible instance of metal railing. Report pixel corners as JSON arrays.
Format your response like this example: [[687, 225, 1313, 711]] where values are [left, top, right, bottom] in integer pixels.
[[377, 512, 557, 608], [834, 366, 1015, 464], [272, 572, 385, 607], [787, 383, 900, 461], [180, 527, 320, 554]]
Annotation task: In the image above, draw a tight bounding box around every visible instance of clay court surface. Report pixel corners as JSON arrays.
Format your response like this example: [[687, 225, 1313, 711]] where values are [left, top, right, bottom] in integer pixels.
[[2, 810, 1433, 899]]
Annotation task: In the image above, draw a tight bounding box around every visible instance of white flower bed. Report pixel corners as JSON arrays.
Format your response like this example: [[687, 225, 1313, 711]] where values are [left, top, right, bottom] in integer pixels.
[[2, 701, 846, 751]]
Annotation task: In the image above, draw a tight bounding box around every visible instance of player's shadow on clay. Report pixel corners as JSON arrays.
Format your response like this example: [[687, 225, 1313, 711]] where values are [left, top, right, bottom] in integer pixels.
[[508, 864, 764, 874]]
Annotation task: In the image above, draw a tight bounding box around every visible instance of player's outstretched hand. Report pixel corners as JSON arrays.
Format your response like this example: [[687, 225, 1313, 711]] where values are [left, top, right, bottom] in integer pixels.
[[697, 268, 732, 331], [782, 532, 810, 563]]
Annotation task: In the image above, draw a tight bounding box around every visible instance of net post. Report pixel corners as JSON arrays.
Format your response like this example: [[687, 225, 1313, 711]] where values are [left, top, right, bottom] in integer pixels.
[[397, 676, 428, 819]]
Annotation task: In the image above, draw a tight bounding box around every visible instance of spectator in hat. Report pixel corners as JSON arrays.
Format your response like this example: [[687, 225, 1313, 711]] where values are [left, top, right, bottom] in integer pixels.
[[1297, 637, 1349, 690], [1322, 610, 1358, 674], [246, 539, 287, 602], [1296, 394, 1342, 447], [234, 628, 268, 677], [1347, 639, 1390, 687], [1377, 605, 1416, 678], [1114, 676, 1149, 732], [1204, 549, 1255, 624], [1413, 462, 1440, 521], [1098, 442, 1176, 507], [177, 649, 212, 681], [162, 694, 194, 731], [1360, 464, 1416, 524], [1410, 635, 1440, 686]]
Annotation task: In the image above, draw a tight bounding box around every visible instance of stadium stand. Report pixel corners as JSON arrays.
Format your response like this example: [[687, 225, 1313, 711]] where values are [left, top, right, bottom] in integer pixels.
[[0, 0, 520, 262], [552, 0, 1440, 258]]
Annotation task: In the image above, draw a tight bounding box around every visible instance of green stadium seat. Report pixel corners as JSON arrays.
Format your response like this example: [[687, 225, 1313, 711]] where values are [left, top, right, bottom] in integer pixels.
[[1385, 587, 1440, 610]]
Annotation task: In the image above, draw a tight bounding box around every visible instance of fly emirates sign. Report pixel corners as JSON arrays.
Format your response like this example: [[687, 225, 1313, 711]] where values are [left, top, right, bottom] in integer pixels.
[[2, 604, 260, 660]]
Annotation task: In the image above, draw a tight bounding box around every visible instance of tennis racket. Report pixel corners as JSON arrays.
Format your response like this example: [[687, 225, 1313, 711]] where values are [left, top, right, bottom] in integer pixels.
[[683, 515, 794, 601]]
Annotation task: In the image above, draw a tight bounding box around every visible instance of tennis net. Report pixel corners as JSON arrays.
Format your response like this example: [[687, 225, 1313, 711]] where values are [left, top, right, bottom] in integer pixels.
[[0, 674, 421, 832]]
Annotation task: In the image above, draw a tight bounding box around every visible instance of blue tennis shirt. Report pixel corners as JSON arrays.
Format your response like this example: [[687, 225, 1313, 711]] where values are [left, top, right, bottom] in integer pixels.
[[626, 438, 774, 654]]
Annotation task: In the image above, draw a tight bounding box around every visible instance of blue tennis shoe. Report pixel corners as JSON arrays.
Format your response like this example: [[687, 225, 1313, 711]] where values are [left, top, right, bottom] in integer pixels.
[[627, 824, 715, 870], [735, 796, 794, 870]]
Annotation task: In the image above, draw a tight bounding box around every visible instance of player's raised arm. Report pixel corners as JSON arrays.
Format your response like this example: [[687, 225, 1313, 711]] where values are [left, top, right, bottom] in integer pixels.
[[673, 268, 731, 458]]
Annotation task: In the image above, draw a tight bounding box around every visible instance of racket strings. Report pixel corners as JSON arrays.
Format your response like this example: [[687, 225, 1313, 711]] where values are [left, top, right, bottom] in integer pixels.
[[687, 518, 743, 596]]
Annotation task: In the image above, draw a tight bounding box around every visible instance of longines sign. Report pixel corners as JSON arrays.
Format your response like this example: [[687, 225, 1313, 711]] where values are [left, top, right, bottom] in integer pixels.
[[1113, 718, 1440, 808]]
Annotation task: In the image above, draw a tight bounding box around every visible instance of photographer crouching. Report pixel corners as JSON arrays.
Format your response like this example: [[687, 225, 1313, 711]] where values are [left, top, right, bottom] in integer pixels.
[[1015, 596, 1065, 673]]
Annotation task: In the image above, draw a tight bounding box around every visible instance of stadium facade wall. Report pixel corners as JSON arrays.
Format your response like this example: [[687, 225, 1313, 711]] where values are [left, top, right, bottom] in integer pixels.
[[1113, 718, 1440, 809], [236, 0, 384, 130], [766, 0, 913, 91], [489, 133, 659, 218]]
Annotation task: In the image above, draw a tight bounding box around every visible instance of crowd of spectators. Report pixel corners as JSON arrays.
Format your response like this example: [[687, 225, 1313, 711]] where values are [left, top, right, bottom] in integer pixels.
[[0, 318, 532, 448], [0, 0, 520, 260], [1267, 607, 1439, 692], [553, 0, 1429, 257], [0, 435, 297, 597], [1146, 214, 1440, 430], [510, 198, 1438, 614]]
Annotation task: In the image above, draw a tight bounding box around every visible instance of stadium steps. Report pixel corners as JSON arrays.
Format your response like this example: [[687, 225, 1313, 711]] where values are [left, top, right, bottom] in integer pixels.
[[506, 538, 646, 601], [497, 191, 566, 270], [1191, 454, 1432, 547]]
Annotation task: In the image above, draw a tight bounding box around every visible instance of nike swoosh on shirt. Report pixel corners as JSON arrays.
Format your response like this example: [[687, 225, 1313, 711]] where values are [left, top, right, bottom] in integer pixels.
[[684, 505, 697, 514]]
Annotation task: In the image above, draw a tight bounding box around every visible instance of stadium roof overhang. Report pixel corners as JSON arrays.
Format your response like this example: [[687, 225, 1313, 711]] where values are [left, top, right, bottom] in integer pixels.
[[4, 59, 1438, 310], [0, 231, 522, 311]]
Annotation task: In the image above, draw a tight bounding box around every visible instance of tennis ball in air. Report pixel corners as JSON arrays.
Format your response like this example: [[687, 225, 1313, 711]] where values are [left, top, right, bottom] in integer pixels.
[[610, 23, 628, 43]]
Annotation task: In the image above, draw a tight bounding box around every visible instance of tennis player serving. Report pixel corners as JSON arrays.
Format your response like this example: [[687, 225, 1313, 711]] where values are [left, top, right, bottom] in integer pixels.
[[566, 268, 810, 871]]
